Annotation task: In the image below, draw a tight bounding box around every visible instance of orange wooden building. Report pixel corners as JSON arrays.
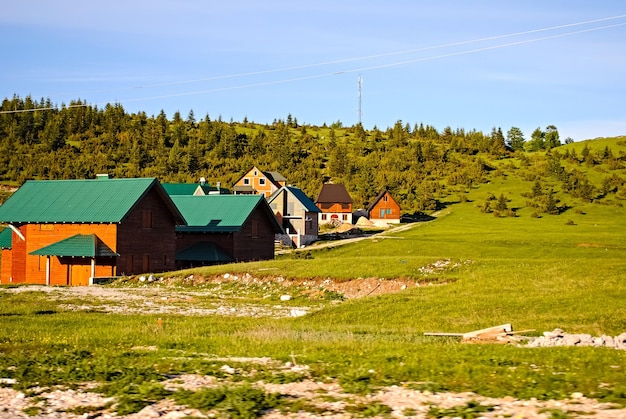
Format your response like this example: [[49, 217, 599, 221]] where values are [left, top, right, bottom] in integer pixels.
[[367, 190, 402, 224], [232, 166, 287, 198], [315, 183, 354, 225], [0, 177, 184, 286]]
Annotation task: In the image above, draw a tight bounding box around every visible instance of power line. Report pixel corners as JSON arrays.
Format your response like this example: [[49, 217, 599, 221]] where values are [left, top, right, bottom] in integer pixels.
[[1, 16, 625, 115]]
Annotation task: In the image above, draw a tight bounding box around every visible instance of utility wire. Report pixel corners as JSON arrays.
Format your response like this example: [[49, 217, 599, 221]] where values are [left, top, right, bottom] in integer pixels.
[[1, 16, 625, 115]]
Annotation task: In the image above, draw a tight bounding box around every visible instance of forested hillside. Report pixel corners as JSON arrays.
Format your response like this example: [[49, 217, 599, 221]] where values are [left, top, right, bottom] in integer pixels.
[[1, 95, 625, 214]]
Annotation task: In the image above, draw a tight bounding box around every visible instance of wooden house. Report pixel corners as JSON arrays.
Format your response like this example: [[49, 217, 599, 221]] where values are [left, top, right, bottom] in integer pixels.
[[367, 190, 402, 225], [171, 195, 283, 268], [267, 185, 321, 247], [315, 183, 354, 225], [0, 177, 185, 285], [232, 166, 287, 198]]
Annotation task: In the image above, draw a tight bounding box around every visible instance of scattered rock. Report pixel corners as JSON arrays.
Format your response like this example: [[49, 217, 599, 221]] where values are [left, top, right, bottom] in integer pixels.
[[220, 364, 236, 374], [527, 329, 626, 350]]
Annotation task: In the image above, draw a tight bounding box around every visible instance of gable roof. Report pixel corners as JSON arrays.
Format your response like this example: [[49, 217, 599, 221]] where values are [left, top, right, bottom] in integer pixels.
[[0, 178, 185, 224], [171, 195, 283, 233], [367, 190, 399, 212], [162, 183, 199, 196], [29, 234, 118, 257], [162, 183, 229, 196], [268, 186, 321, 213], [315, 183, 353, 204], [234, 166, 286, 188], [265, 171, 286, 185], [0, 228, 12, 249]]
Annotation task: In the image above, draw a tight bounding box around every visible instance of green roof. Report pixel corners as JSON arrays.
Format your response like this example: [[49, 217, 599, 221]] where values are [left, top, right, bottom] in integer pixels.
[[162, 183, 199, 196], [30, 234, 118, 257], [176, 241, 234, 262], [0, 178, 184, 224], [171, 195, 282, 233], [0, 228, 12, 249]]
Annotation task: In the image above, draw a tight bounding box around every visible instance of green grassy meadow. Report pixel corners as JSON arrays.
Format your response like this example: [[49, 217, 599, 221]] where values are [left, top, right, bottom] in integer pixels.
[[1, 139, 626, 415]]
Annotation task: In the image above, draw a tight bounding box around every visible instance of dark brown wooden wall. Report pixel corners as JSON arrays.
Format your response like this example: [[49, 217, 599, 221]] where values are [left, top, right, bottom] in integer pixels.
[[116, 188, 179, 275]]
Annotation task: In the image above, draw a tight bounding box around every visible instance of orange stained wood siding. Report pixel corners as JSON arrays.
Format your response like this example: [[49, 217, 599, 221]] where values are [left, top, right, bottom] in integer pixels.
[[370, 193, 401, 220], [317, 202, 352, 213], [234, 168, 279, 198], [0, 248, 12, 284], [17, 223, 117, 285]]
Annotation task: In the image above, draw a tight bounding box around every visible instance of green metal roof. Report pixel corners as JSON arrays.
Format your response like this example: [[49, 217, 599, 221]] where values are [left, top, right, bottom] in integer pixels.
[[0, 178, 184, 224], [0, 228, 12, 249], [162, 183, 199, 196], [171, 195, 282, 233], [176, 241, 234, 262], [30, 234, 118, 257]]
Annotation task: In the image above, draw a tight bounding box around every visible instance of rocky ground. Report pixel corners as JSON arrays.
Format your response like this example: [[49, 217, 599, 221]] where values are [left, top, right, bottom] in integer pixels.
[[1, 367, 626, 418], [2, 282, 626, 418]]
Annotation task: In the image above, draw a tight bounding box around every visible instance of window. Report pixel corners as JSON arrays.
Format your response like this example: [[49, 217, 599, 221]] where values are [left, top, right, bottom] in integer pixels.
[[143, 254, 150, 272], [321, 214, 327, 220], [243, 178, 250, 185], [342, 214, 348, 221], [126, 254, 134, 274], [259, 178, 266, 186], [142, 210, 153, 229], [386, 208, 392, 214], [251, 221, 260, 238], [383, 195, 388, 202]]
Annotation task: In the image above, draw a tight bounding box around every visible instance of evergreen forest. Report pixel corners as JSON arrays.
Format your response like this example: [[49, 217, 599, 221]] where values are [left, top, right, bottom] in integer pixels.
[[1, 95, 625, 214]]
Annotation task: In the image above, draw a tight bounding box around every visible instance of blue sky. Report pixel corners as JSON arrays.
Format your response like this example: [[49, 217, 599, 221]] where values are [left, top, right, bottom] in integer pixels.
[[2, 1, 625, 141]]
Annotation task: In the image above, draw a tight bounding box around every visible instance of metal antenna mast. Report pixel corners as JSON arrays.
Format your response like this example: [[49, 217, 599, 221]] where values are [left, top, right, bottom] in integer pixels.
[[357, 75, 362, 125]]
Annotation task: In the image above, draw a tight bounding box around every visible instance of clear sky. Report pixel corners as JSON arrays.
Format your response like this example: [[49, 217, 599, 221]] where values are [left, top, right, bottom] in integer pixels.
[[2, 1, 625, 141]]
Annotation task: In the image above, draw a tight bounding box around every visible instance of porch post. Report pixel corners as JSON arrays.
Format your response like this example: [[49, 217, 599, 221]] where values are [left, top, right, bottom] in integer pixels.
[[90, 258, 96, 285], [45, 256, 50, 286]]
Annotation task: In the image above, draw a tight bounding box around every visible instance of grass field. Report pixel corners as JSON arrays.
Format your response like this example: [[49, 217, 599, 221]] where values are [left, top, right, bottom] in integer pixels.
[[1, 139, 626, 416]]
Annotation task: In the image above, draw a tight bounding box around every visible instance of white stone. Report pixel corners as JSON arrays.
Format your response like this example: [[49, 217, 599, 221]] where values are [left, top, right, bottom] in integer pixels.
[[220, 365, 236, 374], [571, 392, 584, 399], [136, 405, 161, 418], [280, 294, 292, 301]]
